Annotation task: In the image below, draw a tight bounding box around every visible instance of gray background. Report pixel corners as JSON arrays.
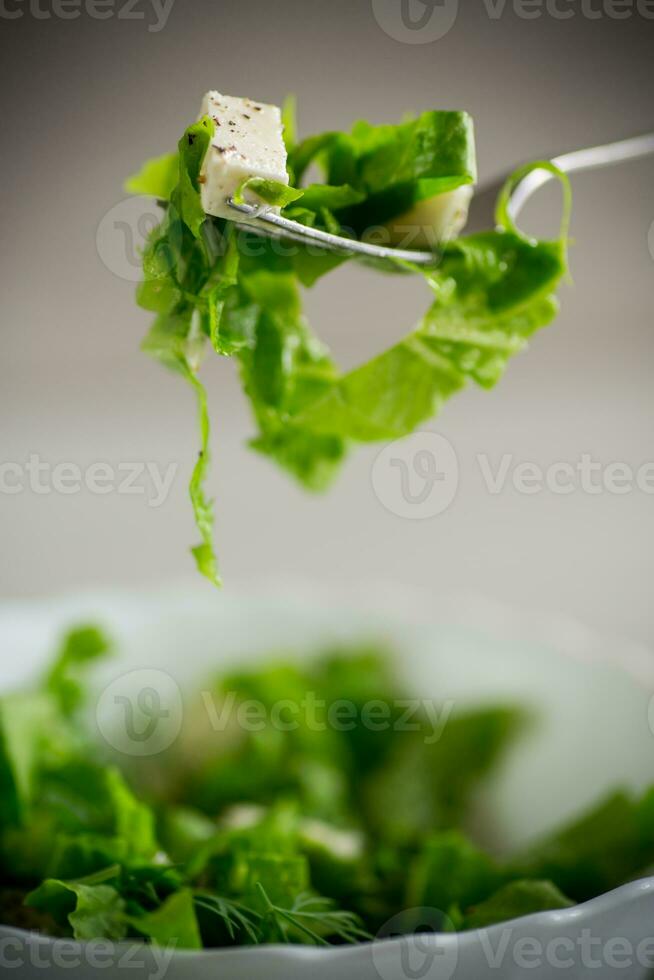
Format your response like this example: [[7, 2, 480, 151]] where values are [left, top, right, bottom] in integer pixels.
[[1, 0, 653, 643]]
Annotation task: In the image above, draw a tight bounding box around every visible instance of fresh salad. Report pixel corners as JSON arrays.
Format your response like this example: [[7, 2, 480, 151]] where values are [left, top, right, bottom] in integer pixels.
[[1, 625, 651, 950], [126, 92, 570, 584]]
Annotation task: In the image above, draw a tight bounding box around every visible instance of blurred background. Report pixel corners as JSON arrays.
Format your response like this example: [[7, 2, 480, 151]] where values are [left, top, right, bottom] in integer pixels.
[[1, 0, 652, 644]]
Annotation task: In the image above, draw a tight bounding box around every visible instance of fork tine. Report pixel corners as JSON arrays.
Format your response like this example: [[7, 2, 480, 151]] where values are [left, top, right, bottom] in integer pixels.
[[225, 198, 440, 265]]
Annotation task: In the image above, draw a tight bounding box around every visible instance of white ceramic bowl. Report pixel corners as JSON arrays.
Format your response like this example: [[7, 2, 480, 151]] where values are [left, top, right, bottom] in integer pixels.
[[1, 585, 654, 979]]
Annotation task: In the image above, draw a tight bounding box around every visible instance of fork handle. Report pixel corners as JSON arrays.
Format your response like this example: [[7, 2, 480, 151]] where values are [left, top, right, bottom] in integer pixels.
[[466, 132, 654, 235]]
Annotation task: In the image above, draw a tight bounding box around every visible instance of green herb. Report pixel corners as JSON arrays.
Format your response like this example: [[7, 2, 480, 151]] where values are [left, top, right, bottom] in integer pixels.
[[193, 892, 262, 944], [256, 885, 371, 945]]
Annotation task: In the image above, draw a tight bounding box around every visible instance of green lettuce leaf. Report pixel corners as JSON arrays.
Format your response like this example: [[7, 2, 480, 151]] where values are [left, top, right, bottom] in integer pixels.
[[26, 870, 127, 942], [0, 693, 60, 827], [128, 104, 569, 582], [362, 706, 526, 844], [463, 879, 574, 929], [0, 625, 113, 829], [125, 152, 178, 200], [288, 110, 476, 225], [408, 831, 502, 926], [172, 115, 215, 239], [512, 791, 651, 901], [235, 177, 304, 208], [10, 633, 654, 949], [128, 889, 202, 949], [44, 624, 111, 716]]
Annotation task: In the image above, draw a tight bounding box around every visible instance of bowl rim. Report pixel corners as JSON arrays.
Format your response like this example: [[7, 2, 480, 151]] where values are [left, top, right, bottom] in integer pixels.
[[2, 878, 654, 963], [0, 580, 651, 685]]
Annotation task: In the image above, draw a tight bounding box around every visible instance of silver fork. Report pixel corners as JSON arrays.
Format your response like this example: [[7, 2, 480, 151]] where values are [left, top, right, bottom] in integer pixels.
[[225, 132, 654, 265]]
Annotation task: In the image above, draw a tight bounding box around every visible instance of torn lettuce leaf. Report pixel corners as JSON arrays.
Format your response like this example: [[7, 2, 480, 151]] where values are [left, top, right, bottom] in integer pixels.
[[127, 107, 569, 584], [25, 870, 127, 942], [44, 624, 111, 717], [0, 625, 162, 887], [5, 634, 654, 949], [462, 879, 574, 929], [287, 110, 476, 221], [128, 889, 202, 949], [124, 152, 178, 200], [0, 624, 113, 830], [234, 177, 304, 209], [510, 790, 654, 902], [407, 830, 503, 926], [0, 692, 62, 827]]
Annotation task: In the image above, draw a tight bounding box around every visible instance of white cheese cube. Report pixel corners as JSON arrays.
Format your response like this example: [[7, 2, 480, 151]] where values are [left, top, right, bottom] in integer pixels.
[[300, 819, 364, 861], [384, 184, 473, 247], [198, 91, 289, 222]]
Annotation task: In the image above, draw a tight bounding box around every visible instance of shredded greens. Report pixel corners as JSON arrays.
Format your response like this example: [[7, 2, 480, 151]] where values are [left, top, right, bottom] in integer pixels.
[[2, 626, 653, 950], [126, 102, 569, 583]]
